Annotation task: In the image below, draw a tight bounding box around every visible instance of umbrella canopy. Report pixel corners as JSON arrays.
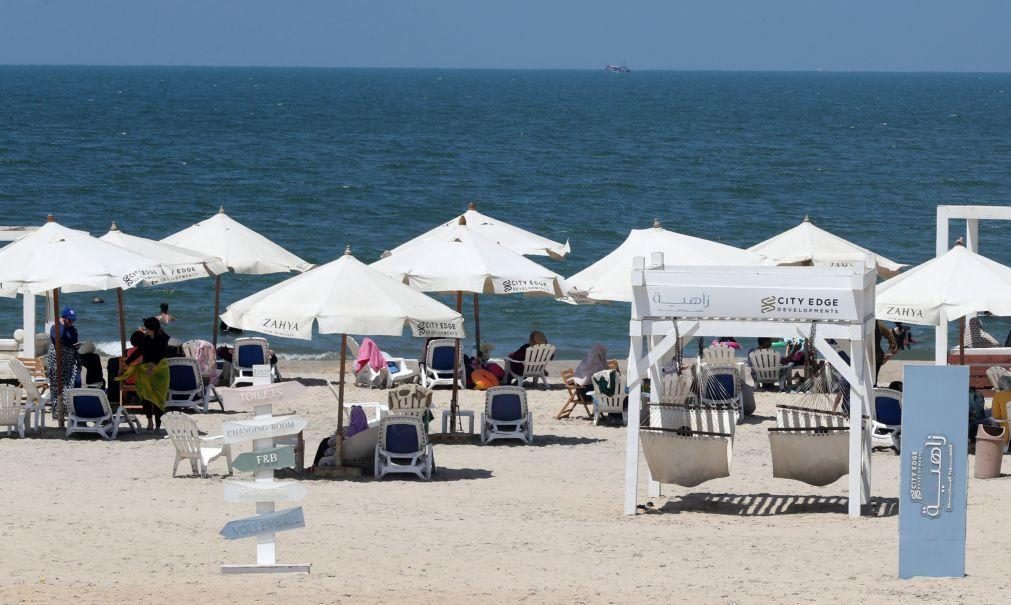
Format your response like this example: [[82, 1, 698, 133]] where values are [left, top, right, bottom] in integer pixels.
[[748, 216, 906, 278], [372, 223, 568, 297], [875, 245, 1011, 325], [384, 202, 570, 260], [0, 220, 161, 296], [220, 249, 465, 340], [100, 222, 228, 285], [162, 207, 312, 275], [566, 219, 767, 303]]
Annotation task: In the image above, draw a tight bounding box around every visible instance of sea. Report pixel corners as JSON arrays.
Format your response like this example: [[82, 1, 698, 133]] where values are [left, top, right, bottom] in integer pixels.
[[1, 67, 1010, 360]]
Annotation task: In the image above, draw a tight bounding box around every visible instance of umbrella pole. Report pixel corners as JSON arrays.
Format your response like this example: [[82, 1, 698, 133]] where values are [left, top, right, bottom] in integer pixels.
[[473, 293, 481, 361], [212, 274, 222, 348], [117, 288, 127, 407], [959, 317, 966, 366], [337, 334, 347, 435], [450, 291, 462, 433], [53, 288, 63, 429]]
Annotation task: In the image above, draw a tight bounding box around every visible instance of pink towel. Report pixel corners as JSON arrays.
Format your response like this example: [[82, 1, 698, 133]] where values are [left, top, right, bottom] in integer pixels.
[[355, 338, 387, 374]]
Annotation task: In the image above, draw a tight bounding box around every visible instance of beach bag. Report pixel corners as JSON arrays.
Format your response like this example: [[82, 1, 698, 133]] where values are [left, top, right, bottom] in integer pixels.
[[471, 369, 499, 390]]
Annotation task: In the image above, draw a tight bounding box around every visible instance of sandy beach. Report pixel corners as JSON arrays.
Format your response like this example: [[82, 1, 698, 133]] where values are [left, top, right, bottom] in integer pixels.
[[0, 358, 1005, 604]]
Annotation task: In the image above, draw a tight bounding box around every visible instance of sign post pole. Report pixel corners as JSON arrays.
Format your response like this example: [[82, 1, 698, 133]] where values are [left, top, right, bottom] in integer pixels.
[[220, 366, 310, 574]]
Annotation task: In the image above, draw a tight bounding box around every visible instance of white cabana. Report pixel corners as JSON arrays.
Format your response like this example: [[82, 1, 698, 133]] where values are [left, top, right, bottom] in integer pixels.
[[220, 247, 464, 432], [566, 219, 767, 303], [162, 207, 313, 345], [748, 216, 906, 279], [0, 218, 162, 425], [876, 245, 1011, 364], [384, 201, 570, 260]]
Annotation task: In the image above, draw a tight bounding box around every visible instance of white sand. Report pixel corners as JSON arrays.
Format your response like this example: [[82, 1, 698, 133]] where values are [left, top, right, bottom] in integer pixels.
[[1, 359, 1007, 604]]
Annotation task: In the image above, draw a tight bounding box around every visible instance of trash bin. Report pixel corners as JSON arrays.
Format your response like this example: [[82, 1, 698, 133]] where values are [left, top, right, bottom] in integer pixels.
[[974, 424, 1006, 479]]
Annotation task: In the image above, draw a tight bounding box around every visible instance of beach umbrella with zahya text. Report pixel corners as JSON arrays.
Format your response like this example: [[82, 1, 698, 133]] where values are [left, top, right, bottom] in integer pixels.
[[219, 247, 464, 435], [161, 206, 313, 347]]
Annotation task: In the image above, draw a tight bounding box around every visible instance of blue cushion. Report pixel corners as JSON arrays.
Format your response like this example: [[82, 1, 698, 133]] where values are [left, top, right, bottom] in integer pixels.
[[169, 364, 198, 391], [73, 395, 105, 419], [875, 396, 902, 426], [704, 373, 737, 400], [237, 345, 265, 367], [431, 346, 456, 372], [387, 361, 400, 373], [386, 423, 420, 454], [491, 393, 523, 422]]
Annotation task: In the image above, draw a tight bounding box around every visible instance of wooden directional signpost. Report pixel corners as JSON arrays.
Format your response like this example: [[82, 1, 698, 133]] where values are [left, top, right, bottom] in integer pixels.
[[219, 367, 311, 574]]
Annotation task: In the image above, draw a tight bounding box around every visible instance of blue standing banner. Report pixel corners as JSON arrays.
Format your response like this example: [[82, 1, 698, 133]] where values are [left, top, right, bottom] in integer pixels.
[[899, 365, 969, 579]]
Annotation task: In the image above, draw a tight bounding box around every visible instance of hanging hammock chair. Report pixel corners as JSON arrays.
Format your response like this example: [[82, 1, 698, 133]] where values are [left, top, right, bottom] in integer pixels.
[[766, 324, 855, 487], [640, 323, 734, 487]]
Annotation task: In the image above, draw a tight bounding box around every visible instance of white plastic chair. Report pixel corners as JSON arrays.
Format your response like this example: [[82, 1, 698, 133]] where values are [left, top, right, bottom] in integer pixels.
[[0, 385, 26, 438], [749, 349, 786, 391], [9, 358, 48, 432], [420, 339, 464, 390], [660, 372, 696, 405], [987, 366, 1010, 392], [65, 388, 120, 440], [163, 412, 233, 477], [374, 416, 434, 480], [481, 386, 533, 444], [700, 365, 744, 420], [387, 384, 433, 421], [590, 369, 628, 426], [183, 339, 223, 409], [504, 344, 555, 389], [231, 337, 277, 387], [167, 358, 209, 413], [702, 345, 738, 367], [871, 387, 902, 453]]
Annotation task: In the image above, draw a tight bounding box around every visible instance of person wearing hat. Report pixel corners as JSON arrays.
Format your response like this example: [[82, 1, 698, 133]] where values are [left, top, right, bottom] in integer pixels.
[[121, 317, 171, 430], [47, 308, 81, 419]]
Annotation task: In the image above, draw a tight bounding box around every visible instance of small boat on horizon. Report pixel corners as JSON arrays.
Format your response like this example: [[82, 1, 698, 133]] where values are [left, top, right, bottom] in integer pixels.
[[605, 63, 630, 73]]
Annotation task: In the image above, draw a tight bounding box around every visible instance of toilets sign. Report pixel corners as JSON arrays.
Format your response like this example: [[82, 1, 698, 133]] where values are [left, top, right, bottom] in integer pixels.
[[217, 382, 307, 409]]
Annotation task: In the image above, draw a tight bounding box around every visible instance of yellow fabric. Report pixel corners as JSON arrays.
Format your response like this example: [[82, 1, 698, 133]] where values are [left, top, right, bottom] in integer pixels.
[[992, 392, 1011, 448], [119, 359, 170, 410]]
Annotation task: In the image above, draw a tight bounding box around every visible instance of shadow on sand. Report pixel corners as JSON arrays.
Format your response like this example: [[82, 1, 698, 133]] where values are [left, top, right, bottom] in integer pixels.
[[648, 492, 899, 517]]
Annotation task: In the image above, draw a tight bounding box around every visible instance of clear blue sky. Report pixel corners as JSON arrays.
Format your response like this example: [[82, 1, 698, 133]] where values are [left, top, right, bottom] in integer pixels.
[[2, 0, 1009, 71]]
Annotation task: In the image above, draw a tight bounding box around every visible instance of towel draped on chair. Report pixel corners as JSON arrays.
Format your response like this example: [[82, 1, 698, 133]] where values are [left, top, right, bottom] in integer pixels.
[[355, 338, 387, 374], [120, 359, 170, 410]]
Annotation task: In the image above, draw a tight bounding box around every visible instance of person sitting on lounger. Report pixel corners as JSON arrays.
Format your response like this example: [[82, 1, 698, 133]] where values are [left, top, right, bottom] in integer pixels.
[[507, 330, 551, 380]]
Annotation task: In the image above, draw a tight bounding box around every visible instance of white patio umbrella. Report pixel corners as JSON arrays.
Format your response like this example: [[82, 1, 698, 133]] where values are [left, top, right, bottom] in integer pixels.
[[876, 245, 1011, 363], [162, 207, 313, 346], [384, 201, 570, 260], [373, 220, 567, 426], [220, 247, 464, 434], [566, 219, 767, 303], [749, 215, 906, 278], [100, 221, 228, 363], [0, 217, 162, 425]]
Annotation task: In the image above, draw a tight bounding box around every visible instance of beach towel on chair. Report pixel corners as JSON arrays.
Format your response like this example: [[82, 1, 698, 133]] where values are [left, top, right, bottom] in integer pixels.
[[120, 359, 170, 410], [593, 370, 618, 397], [355, 338, 387, 374]]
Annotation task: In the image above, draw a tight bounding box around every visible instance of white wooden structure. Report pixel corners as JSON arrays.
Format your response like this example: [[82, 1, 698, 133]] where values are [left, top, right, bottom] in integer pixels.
[[934, 205, 1011, 365], [624, 254, 877, 518]]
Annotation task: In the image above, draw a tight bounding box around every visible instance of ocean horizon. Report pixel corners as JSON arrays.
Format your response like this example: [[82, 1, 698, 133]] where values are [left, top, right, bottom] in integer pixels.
[[2, 66, 1009, 359]]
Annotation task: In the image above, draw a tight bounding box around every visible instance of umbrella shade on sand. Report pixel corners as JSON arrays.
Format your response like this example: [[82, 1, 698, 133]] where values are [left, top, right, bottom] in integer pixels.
[[875, 245, 1011, 363], [100, 221, 228, 367], [373, 220, 567, 427], [162, 207, 313, 346], [220, 247, 464, 434], [0, 217, 162, 426], [384, 201, 570, 260], [566, 219, 767, 303], [748, 216, 906, 278]]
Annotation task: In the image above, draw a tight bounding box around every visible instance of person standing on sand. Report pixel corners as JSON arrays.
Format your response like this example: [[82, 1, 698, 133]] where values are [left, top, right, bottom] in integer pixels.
[[47, 307, 80, 419], [121, 317, 171, 430], [874, 320, 898, 386]]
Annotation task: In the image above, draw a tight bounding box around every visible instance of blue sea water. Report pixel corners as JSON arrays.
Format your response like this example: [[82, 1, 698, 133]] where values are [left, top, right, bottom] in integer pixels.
[[1, 67, 1009, 359]]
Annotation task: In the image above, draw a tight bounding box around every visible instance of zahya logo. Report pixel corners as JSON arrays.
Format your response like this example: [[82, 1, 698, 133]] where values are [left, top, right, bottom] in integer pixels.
[[885, 306, 924, 319]]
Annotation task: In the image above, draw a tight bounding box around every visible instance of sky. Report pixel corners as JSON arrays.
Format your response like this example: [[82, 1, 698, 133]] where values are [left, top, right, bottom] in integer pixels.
[[1, 0, 1009, 72]]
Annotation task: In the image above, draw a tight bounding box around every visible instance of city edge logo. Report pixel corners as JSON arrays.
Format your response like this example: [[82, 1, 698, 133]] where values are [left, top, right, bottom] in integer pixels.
[[760, 295, 842, 315]]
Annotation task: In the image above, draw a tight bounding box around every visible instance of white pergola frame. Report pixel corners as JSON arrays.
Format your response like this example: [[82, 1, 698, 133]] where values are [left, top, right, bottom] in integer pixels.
[[934, 205, 1011, 365], [0, 228, 41, 357], [623, 256, 877, 519]]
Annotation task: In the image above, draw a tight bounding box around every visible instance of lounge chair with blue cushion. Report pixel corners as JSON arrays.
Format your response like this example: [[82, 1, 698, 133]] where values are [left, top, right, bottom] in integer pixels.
[[420, 339, 464, 390], [167, 358, 209, 413], [231, 337, 279, 387], [374, 416, 434, 480], [871, 387, 902, 453], [481, 386, 533, 444], [65, 388, 124, 439], [700, 365, 743, 421]]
